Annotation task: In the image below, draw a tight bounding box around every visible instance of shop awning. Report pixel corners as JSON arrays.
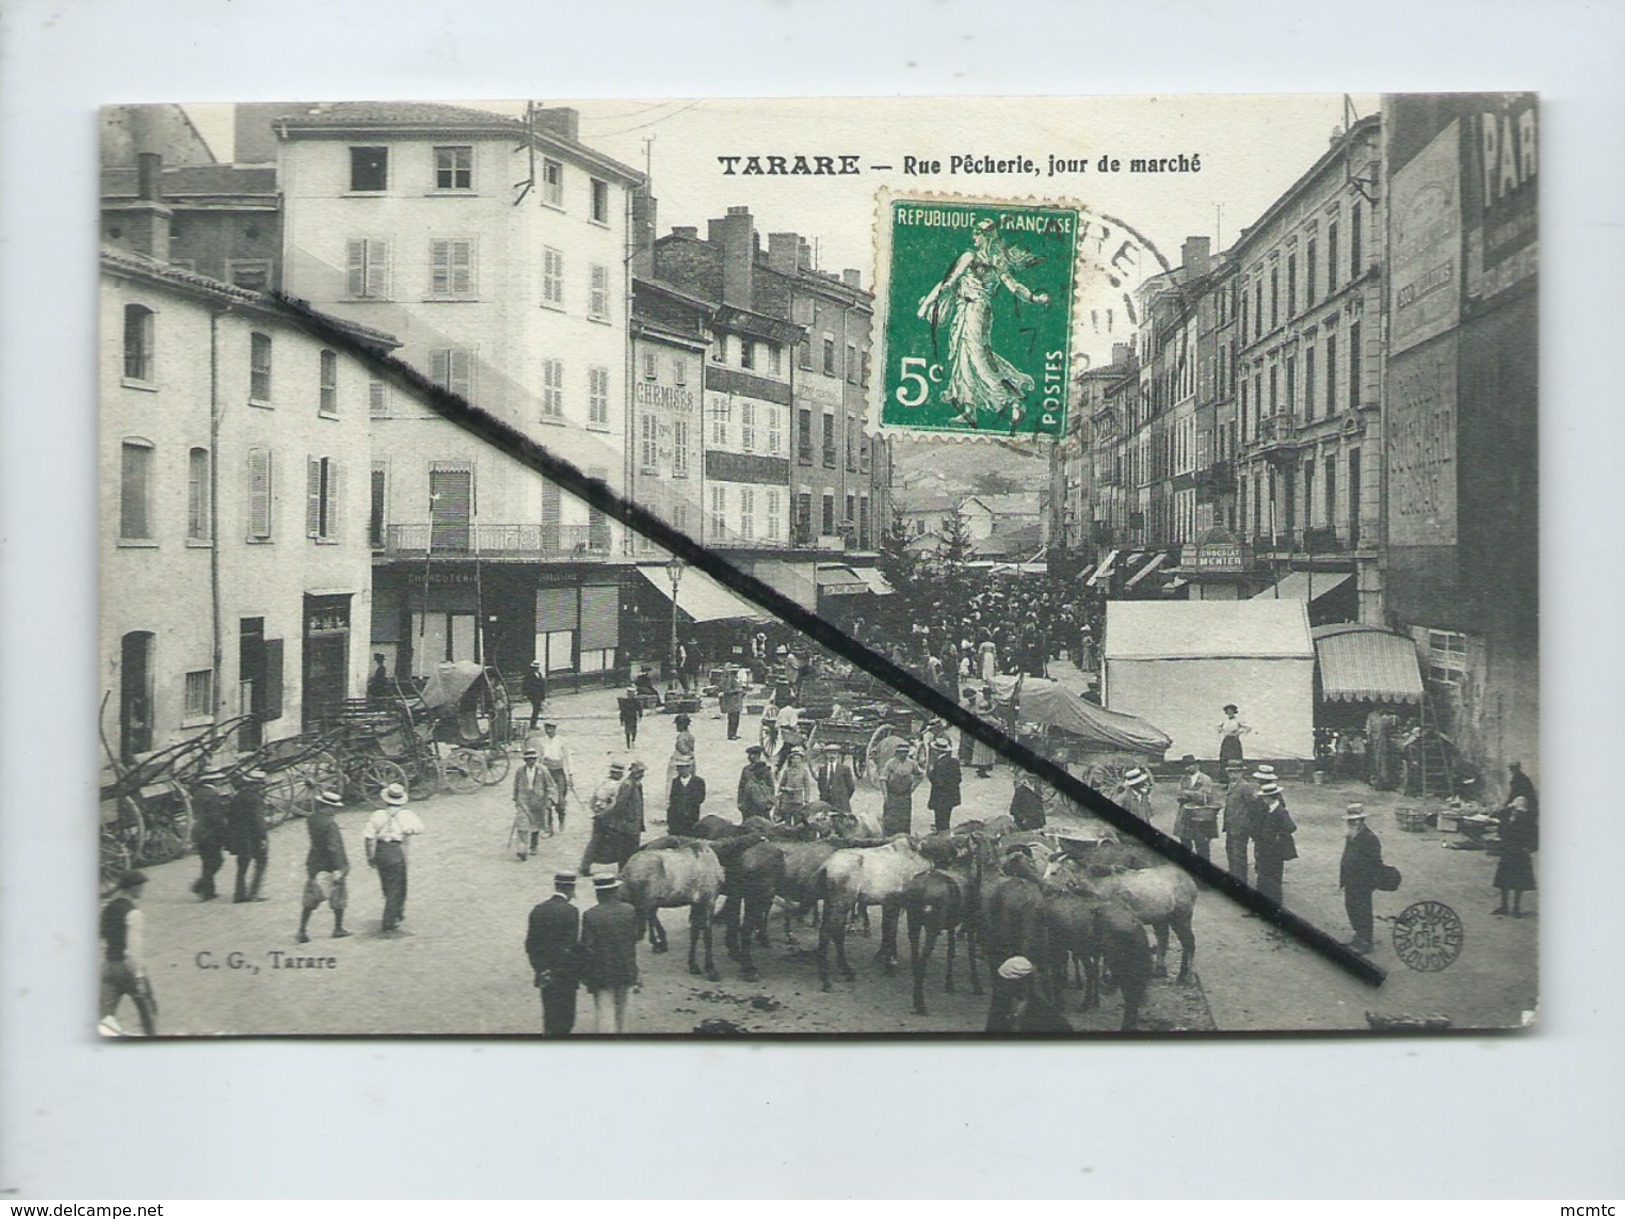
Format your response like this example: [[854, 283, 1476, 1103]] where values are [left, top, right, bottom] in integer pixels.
[[852, 567, 897, 596], [816, 565, 870, 596], [1087, 549, 1120, 586], [1313, 624, 1425, 704], [1252, 570, 1353, 603], [636, 565, 767, 623], [1124, 551, 1169, 589]]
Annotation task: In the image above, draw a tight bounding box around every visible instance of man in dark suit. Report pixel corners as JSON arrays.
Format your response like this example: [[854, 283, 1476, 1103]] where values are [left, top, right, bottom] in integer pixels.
[[926, 737, 963, 833], [580, 874, 640, 1033], [226, 769, 270, 903], [666, 758, 707, 837], [1338, 804, 1386, 953], [815, 743, 857, 814], [525, 871, 583, 1036], [1221, 760, 1258, 886]]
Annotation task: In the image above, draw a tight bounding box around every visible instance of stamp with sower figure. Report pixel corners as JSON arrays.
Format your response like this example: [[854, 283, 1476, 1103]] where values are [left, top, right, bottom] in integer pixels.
[[875, 196, 1079, 439]]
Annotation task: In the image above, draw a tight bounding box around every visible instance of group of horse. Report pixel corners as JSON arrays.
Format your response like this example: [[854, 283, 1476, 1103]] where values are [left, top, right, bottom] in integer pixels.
[[613, 808, 1199, 1031]]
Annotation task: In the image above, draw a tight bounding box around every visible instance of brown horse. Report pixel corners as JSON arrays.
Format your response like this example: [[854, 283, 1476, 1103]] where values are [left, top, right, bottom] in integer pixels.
[[1045, 853, 1198, 983], [901, 832, 989, 1015], [981, 851, 1055, 996]]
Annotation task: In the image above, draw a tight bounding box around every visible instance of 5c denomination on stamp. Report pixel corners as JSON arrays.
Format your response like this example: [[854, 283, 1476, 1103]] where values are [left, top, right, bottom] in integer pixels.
[[875, 196, 1078, 438]]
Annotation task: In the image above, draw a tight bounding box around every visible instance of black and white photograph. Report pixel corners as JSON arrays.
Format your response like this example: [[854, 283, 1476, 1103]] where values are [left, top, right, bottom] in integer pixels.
[[92, 93, 1541, 1038]]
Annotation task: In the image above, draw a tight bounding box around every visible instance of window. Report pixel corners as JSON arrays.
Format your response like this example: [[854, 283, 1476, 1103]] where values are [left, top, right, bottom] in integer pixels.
[[768, 345, 782, 376], [187, 447, 210, 542], [319, 349, 338, 416], [246, 447, 273, 542], [1268, 366, 1278, 417], [710, 398, 730, 447], [1269, 265, 1279, 329], [346, 239, 390, 299], [859, 432, 871, 474], [823, 336, 836, 377], [431, 348, 474, 399], [639, 414, 658, 472], [542, 159, 563, 207], [249, 332, 272, 404], [349, 146, 387, 192], [1350, 202, 1363, 277], [733, 337, 750, 370], [1325, 458, 1337, 533], [1284, 354, 1296, 418], [434, 145, 473, 191], [590, 178, 610, 224], [641, 352, 657, 381], [1253, 281, 1263, 340], [712, 335, 727, 364], [672, 420, 689, 478], [123, 304, 154, 382], [541, 358, 563, 418], [822, 411, 837, 467], [859, 496, 871, 546], [673, 358, 686, 386], [227, 260, 271, 292], [1327, 221, 1340, 292], [1306, 238, 1318, 304], [767, 406, 783, 457], [710, 485, 727, 538], [542, 247, 564, 307], [1426, 629, 1469, 688], [120, 439, 154, 541], [430, 239, 476, 298], [740, 403, 756, 452], [766, 489, 782, 540], [846, 414, 858, 470], [588, 366, 610, 426], [798, 339, 812, 370], [845, 492, 856, 530], [184, 670, 214, 721], [822, 491, 836, 535], [306, 456, 342, 542], [1304, 346, 1316, 422], [672, 503, 688, 535], [1286, 254, 1297, 318], [369, 463, 387, 550], [1239, 284, 1249, 342], [739, 488, 755, 540], [796, 491, 812, 540], [1324, 330, 1338, 413], [588, 263, 610, 320], [1348, 321, 1362, 409], [369, 381, 391, 419]]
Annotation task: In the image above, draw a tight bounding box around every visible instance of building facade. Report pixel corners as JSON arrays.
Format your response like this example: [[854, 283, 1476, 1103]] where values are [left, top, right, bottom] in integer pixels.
[[270, 102, 644, 686]]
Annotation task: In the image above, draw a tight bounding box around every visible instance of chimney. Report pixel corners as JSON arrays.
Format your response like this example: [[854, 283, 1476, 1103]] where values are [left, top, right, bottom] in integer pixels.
[[767, 232, 801, 277], [1112, 342, 1133, 368], [798, 237, 812, 270], [533, 106, 581, 143], [842, 269, 862, 290], [116, 151, 172, 262], [708, 206, 756, 310], [1180, 236, 1211, 275], [671, 225, 698, 240], [630, 187, 657, 279]]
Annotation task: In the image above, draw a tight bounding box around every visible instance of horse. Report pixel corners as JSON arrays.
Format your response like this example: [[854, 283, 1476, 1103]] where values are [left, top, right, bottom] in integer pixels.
[[900, 831, 989, 1015], [814, 836, 931, 991], [1042, 887, 1154, 1030], [704, 829, 786, 983], [620, 838, 726, 982], [1045, 854, 1198, 983], [980, 850, 1054, 996]]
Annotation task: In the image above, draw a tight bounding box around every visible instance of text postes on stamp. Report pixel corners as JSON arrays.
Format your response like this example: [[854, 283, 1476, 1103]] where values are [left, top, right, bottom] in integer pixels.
[[876, 197, 1078, 439]]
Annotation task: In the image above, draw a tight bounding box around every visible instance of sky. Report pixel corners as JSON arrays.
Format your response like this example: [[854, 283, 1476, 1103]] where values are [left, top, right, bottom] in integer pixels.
[[186, 93, 1378, 280]]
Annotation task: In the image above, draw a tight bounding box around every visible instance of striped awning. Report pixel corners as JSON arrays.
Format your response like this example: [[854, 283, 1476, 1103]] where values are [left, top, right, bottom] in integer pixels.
[[1124, 551, 1169, 588], [636, 565, 767, 623], [1313, 624, 1425, 704]]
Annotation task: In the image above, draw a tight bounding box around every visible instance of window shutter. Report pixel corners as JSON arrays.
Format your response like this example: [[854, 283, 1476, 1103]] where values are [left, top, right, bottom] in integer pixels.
[[247, 448, 272, 540], [366, 239, 389, 298], [430, 240, 449, 295], [431, 350, 450, 392], [262, 638, 284, 721], [452, 350, 472, 398], [306, 457, 322, 538], [346, 240, 366, 296], [329, 461, 344, 541], [369, 381, 389, 418], [452, 240, 473, 295]]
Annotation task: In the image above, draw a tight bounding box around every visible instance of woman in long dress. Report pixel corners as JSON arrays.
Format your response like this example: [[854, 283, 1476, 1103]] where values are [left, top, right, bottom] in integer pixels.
[[916, 220, 1052, 429], [970, 687, 998, 778]]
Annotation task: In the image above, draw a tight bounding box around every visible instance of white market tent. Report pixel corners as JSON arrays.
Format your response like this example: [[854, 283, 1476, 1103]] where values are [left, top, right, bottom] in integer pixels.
[[1102, 600, 1316, 762]]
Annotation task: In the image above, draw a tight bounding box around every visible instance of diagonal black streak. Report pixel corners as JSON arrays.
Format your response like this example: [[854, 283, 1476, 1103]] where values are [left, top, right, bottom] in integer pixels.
[[276, 292, 1385, 987]]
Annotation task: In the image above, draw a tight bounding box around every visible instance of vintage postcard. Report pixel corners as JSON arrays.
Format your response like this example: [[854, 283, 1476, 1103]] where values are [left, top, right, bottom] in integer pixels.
[[97, 94, 1538, 1037]]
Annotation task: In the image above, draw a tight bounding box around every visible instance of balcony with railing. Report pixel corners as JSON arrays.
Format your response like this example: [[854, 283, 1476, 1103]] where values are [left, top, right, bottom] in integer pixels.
[[1249, 413, 1302, 461], [380, 522, 612, 560]]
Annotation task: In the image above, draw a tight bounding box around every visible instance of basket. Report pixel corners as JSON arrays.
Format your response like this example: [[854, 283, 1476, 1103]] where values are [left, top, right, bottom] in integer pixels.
[[1395, 807, 1429, 832]]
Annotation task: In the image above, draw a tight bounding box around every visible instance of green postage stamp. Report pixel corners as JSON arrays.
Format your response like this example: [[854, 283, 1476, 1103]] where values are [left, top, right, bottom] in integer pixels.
[[875, 196, 1080, 439]]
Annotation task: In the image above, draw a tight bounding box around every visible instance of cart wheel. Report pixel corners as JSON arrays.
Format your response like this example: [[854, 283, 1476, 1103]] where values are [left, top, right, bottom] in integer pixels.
[[139, 788, 194, 864], [266, 771, 320, 826], [100, 827, 133, 897], [352, 758, 409, 808], [1084, 755, 1134, 793], [407, 757, 442, 802], [475, 747, 510, 787], [442, 749, 484, 795], [109, 795, 148, 868]]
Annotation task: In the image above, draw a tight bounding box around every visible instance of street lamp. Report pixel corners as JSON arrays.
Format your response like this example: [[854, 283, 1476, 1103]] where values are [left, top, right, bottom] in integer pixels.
[[666, 556, 685, 688]]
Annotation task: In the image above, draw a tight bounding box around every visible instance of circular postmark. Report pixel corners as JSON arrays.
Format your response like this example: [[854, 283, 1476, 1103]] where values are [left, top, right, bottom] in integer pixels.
[[1392, 900, 1465, 972]]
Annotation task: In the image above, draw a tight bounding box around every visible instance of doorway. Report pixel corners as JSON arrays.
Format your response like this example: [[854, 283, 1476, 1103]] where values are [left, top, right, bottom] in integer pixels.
[[118, 630, 154, 762]]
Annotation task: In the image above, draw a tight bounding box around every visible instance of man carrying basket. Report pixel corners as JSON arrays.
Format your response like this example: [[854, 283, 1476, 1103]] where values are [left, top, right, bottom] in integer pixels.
[[1172, 755, 1219, 863]]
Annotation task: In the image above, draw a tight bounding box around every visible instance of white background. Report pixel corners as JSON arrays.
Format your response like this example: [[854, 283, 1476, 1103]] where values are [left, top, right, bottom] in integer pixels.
[[2, 0, 1621, 1199]]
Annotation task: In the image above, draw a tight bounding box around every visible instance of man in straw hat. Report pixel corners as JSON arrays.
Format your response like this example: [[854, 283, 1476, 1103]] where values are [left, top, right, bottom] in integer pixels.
[[362, 783, 424, 933], [580, 873, 639, 1033], [297, 790, 352, 943], [1116, 766, 1156, 823], [1338, 804, 1387, 953], [774, 744, 818, 825], [512, 744, 557, 859], [667, 756, 707, 838], [880, 738, 924, 836], [1250, 778, 1298, 906], [226, 768, 272, 903], [99, 870, 157, 1035], [525, 871, 583, 1036], [927, 736, 963, 833]]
